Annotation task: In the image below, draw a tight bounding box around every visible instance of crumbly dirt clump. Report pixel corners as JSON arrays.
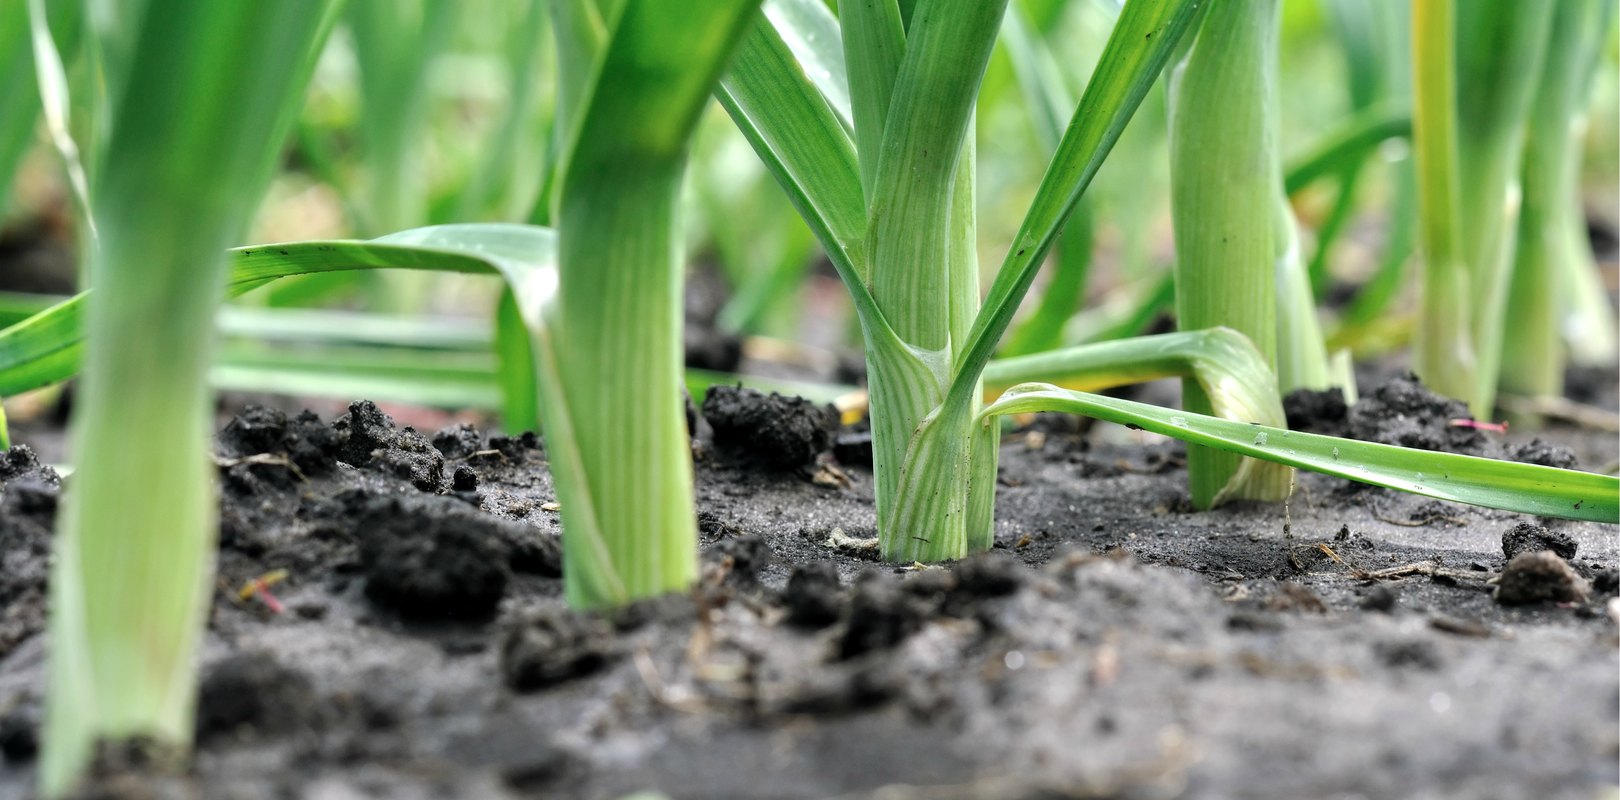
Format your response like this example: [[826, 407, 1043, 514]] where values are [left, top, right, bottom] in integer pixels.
[[702, 385, 837, 469]]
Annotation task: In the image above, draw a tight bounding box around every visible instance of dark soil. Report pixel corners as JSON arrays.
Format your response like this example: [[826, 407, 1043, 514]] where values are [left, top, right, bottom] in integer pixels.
[[0, 375, 1616, 799]]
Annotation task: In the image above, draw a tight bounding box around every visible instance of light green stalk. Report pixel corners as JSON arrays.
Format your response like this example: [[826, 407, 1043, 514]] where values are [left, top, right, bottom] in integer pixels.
[[1410, 0, 1475, 408], [1500, 0, 1616, 399], [985, 384, 1618, 524], [1453, 0, 1553, 417], [723, 0, 1206, 562], [546, 0, 761, 607], [0, 0, 39, 217], [859, 0, 1006, 562], [998, 4, 1096, 359], [347, 0, 458, 236], [1167, 0, 1313, 508], [41, 3, 338, 794]]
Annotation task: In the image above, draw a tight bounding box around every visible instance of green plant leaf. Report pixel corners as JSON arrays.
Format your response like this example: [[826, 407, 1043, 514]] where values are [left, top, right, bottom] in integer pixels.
[[986, 328, 1292, 503], [997, 4, 1094, 358], [865, 0, 1006, 353], [984, 384, 1619, 524], [41, 2, 342, 794], [839, 0, 905, 197], [0, 0, 40, 217], [1283, 105, 1410, 196], [0, 231, 516, 397], [213, 341, 501, 410], [549, 0, 763, 608], [26, 0, 93, 237], [716, 5, 868, 294], [949, 0, 1203, 405]]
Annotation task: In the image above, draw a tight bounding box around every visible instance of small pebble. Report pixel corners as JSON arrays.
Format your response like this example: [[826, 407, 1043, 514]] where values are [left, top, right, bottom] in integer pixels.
[[1495, 552, 1590, 606]]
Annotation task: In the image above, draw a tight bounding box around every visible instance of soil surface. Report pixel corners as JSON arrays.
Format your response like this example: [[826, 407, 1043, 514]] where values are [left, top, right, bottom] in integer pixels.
[[0, 374, 1616, 800]]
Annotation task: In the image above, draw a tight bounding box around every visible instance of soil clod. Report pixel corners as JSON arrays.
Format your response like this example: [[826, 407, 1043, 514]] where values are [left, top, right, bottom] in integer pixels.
[[1358, 584, 1399, 613], [432, 423, 485, 460], [499, 609, 615, 692], [1501, 522, 1578, 561], [1494, 552, 1591, 606], [837, 572, 936, 660], [195, 654, 318, 741], [219, 406, 340, 479], [707, 533, 771, 587], [451, 465, 479, 492], [1500, 438, 1578, 470], [335, 401, 445, 491], [1283, 387, 1349, 435], [782, 561, 843, 628], [1375, 638, 1443, 670], [702, 386, 835, 469], [355, 495, 512, 620], [1347, 372, 1487, 454], [953, 552, 1022, 598], [0, 707, 37, 763]]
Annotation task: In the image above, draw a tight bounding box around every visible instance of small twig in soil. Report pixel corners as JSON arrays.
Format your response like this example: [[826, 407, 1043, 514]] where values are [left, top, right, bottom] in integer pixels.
[[212, 452, 307, 482], [464, 448, 510, 463], [822, 527, 880, 556], [1314, 543, 1345, 566], [634, 647, 705, 713], [1351, 561, 1485, 586], [810, 462, 852, 489], [1283, 473, 1304, 572]]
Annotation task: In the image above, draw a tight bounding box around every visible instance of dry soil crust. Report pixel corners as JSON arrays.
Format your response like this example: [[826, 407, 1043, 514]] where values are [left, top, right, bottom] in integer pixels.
[[0, 377, 1615, 800]]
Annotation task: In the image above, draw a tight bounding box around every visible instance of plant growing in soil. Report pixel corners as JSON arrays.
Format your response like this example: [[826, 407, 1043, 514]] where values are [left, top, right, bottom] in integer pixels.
[[23, 2, 340, 795], [1410, 0, 1617, 418], [2, 0, 1616, 617], [1166, 0, 1341, 508], [0, 2, 1610, 796]]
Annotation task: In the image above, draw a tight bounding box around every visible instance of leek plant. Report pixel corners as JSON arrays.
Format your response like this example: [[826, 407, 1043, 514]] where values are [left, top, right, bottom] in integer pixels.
[[1412, 0, 1554, 418], [1166, 0, 1333, 507], [538, 0, 762, 607], [4, 225, 1611, 523], [1315, 0, 1419, 344], [719, 0, 1213, 562], [996, 3, 1096, 359], [32, 2, 339, 794], [1498, 0, 1617, 401], [0, 0, 1612, 648]]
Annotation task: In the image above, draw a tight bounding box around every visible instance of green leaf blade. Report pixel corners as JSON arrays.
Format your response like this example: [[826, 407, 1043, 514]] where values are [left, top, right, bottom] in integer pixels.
[[950, 0, 1203, 404], [985, 385, 1619, 524]]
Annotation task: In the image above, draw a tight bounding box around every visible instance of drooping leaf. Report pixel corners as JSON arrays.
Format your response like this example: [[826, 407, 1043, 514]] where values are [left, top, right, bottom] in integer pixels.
[[985, 384, 1619, 523]]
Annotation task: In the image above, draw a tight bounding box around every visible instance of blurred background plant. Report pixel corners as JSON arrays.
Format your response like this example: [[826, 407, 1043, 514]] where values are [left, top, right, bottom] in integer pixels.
[[2, 0, 1613, 431]]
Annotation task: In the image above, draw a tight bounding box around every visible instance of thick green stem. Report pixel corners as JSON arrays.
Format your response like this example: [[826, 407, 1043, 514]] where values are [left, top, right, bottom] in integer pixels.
[[1167, 0, 1283, 507], [1453, 0, 1553, 417], [1410, 0, 1475, 410], [41, 4, 336, 794], [546, 0, 760, 607], [1500, 0, 1613, 400], [553, 163, 695, 606], [860, 0, 1005, 562]]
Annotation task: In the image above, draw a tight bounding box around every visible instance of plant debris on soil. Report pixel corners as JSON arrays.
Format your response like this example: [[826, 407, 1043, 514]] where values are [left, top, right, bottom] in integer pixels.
[[0, 375, 1616, 799]]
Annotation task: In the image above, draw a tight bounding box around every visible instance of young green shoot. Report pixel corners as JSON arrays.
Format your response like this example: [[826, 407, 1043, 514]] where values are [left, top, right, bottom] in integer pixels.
[[1166, 0, 1333, 507], [1499, 0, 1617, 403], [36, 3, 338, 794]]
